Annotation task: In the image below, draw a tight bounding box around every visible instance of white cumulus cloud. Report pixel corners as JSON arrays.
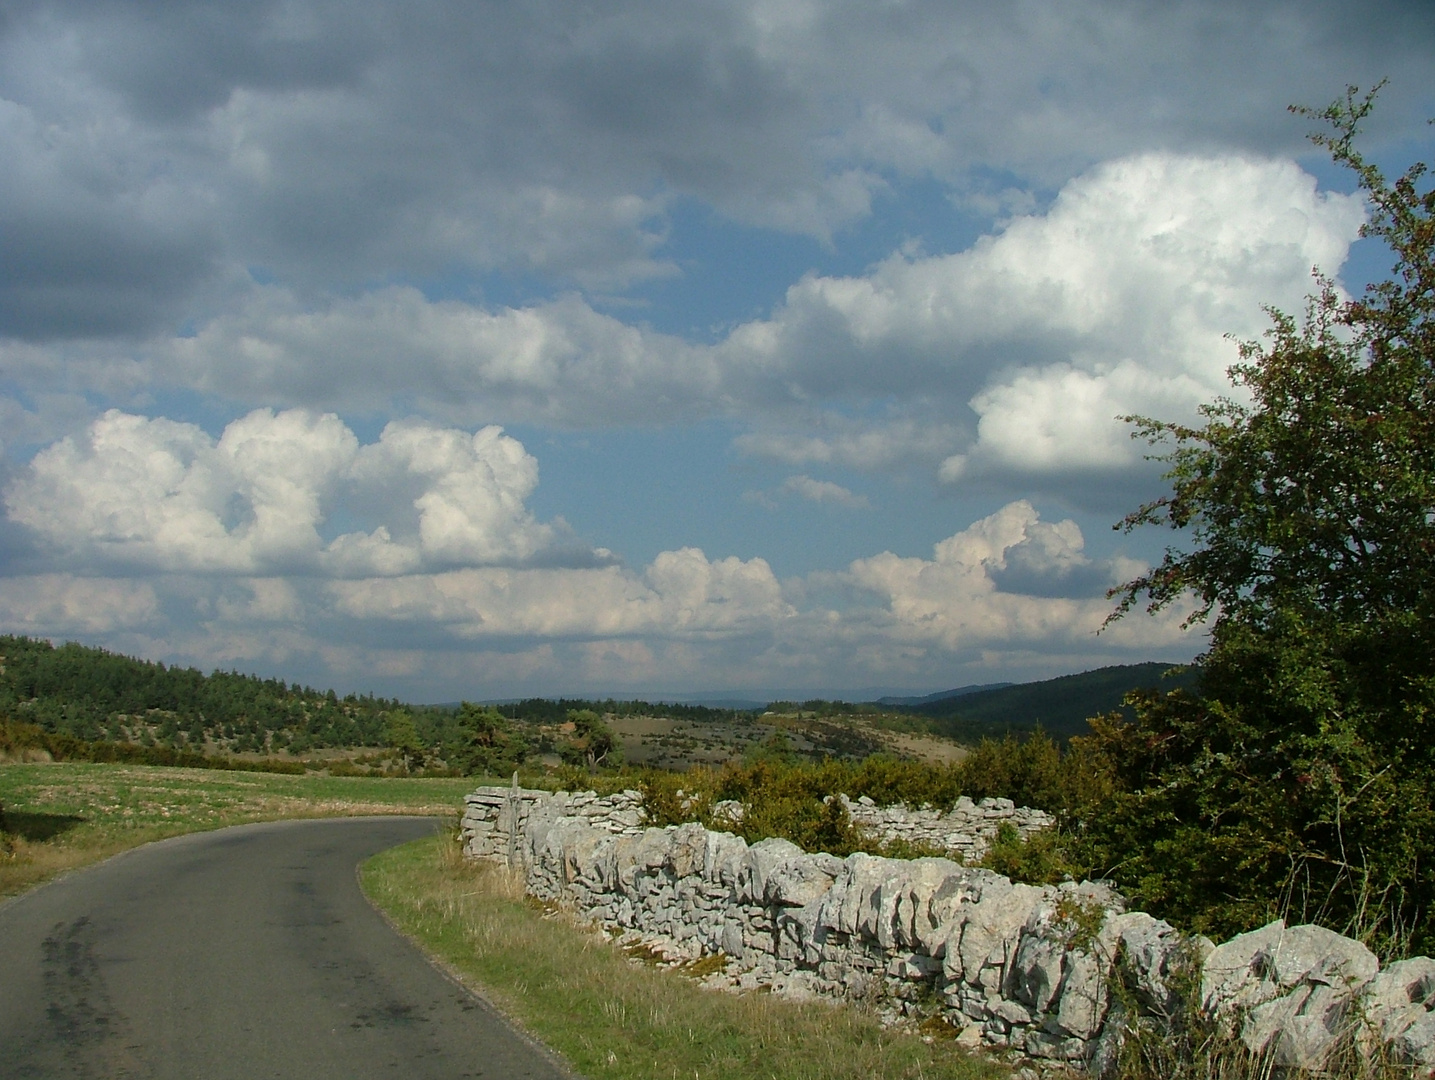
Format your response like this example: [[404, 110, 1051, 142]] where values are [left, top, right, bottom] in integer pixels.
[[6, 408, 567, 576], [844, 500, 1192, 653], [328, 547, 792, 640], [110, 153, 1365, 489], [722, 153, 1364, 481]]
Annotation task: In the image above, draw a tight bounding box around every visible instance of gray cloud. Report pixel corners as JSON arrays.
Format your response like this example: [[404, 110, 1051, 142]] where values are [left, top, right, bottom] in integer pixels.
[[1, 0, 1430, 341], [0, 0, 1426, 696]]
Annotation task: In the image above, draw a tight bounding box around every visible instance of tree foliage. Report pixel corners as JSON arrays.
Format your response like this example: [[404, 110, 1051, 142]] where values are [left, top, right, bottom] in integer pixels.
[[563, 709, 619, 773], [385, 710, 424, 773], [452, 703, 529, 777], [0, 635, 400, 752], [1092, 86, 1435, 953]]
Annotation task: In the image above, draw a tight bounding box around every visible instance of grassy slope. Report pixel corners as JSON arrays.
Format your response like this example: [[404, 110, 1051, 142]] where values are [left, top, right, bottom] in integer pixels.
[[0, 761, 475, 898], [361, 834, 1009, 1080]]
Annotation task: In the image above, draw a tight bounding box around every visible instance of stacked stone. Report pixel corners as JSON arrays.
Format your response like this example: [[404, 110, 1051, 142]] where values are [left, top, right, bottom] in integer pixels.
[[507, 791, 1166, 1065], [1200, 921, 1435, 1071], [462, 784, 1435, 1075], [838, 793, 1055, 861], [460, 785, 646, 861]]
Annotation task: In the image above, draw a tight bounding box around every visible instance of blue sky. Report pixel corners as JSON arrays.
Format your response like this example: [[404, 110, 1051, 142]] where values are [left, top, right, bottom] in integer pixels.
[[1, 0, 1432, 701]]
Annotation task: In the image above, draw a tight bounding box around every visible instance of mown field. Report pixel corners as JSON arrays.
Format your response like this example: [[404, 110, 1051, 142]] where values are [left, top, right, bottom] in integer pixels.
[[0, 760, 474, 898]]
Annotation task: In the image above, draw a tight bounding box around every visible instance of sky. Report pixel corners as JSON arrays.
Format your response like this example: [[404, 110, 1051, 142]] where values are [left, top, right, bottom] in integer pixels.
[[1, 0, 1432, 702]]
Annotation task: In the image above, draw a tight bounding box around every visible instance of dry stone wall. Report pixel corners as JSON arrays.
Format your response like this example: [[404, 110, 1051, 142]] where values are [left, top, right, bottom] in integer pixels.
[[838, 793, 1054, 862], [461, 785, 1435, 1074]]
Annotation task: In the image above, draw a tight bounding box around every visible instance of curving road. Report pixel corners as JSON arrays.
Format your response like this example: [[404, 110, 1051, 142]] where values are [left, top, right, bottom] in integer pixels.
[[0, 817, 573, 1080]]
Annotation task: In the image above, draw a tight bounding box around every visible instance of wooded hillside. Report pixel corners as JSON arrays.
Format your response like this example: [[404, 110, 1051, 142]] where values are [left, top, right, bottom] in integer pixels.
[[0, 636, 402, 754]]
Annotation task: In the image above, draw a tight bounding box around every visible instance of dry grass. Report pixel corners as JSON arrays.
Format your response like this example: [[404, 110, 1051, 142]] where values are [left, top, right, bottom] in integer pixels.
[[360, 831, 1011, 1080], [0, 760, 473, 898]]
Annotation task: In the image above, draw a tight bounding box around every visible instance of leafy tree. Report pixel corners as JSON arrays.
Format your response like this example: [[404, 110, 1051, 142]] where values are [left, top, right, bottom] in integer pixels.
[[385, 710, 424, 773], [1094, 86, 1435, 952], [564, 709, 619, 773], [453, 703, 528, 777]]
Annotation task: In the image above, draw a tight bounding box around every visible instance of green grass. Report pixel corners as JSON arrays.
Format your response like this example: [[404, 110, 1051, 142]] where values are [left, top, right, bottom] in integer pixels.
[[361, 832, 1011, 1080], [0, 760, 475, 898]]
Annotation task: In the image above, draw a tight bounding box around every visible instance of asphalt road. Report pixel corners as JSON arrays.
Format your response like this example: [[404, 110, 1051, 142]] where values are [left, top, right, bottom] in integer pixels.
[[0, 817, 574, 1080]]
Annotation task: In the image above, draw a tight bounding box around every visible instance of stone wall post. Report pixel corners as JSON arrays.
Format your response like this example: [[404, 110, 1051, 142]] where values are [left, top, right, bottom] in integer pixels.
[[506, 771, 520, 870]]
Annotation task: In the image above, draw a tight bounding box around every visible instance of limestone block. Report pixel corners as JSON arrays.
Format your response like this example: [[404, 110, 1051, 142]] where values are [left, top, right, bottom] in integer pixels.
[[620, 828, 676, 888], [1365, 956, 1435, 1045], [991, 998, 1034, 1026], [1022, 1029, 1087, 1062], [777, 900, 826, 964], [666, 822, 708, 879], [766, 854, 842, 908], [1393, 1012, 1435, 1069], [859, 863, 917, 950], [704, 830, 748, 887], [1107, 910, 1188, 1015], [721, 920, 745, 960], [609, 833, 643, 892], [1055, 945, 1113, 1041], [890, 858, 966, 954], [1201, 919, 1289, 1014], [1199, 920, 1378, 1069], [1012, 922, 1066, 1014], [738, 837, 806, 905], [1253, 982, 1362, 1069], [1269, 923, 1378, 992], [609, 807, 646, 830], [561, 824, 611, 886], [955, 881, 1045, 992]]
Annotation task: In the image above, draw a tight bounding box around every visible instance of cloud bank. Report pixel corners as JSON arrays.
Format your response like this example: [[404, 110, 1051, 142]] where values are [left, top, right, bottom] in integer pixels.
[[0, 408, 1197, 693], [0, 0, 1425, 697]]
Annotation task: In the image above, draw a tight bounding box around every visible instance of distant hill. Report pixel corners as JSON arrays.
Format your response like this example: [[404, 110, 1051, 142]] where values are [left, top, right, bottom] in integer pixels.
[[875, 682, 1014, 707], [899, 662, 1195, 741]]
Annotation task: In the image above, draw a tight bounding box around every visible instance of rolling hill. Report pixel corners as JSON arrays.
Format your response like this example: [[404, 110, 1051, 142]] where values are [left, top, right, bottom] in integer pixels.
[[898, 662, 1196, 740]]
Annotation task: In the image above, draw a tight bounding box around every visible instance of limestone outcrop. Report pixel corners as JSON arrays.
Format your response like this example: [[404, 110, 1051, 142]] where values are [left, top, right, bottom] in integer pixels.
[[461, 784, 1435, 1074]]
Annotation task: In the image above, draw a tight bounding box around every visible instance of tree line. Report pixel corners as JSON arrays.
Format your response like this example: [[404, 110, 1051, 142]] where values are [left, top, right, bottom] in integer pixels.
[[0, 636, 402, 754]]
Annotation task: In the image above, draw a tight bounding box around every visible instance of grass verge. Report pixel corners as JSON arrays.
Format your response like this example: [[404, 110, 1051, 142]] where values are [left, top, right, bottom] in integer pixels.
[[0, 760, 475, 899], [360, 832, 1011, 1080]]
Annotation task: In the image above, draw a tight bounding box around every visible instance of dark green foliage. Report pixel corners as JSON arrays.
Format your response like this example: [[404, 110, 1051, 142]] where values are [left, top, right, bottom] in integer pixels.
[[957, 727, 1117, 815], [980, 823, 1084, 886], [0, 635, 400, 752], [740, 791, 866, 856], [451, 704, 529, 777], [1089, 87, 1435, 955], [902, 663, 1196, 740], [641, 755, 977, 856], [385, 710, 424, 773], [561, 709, 619, 773]]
